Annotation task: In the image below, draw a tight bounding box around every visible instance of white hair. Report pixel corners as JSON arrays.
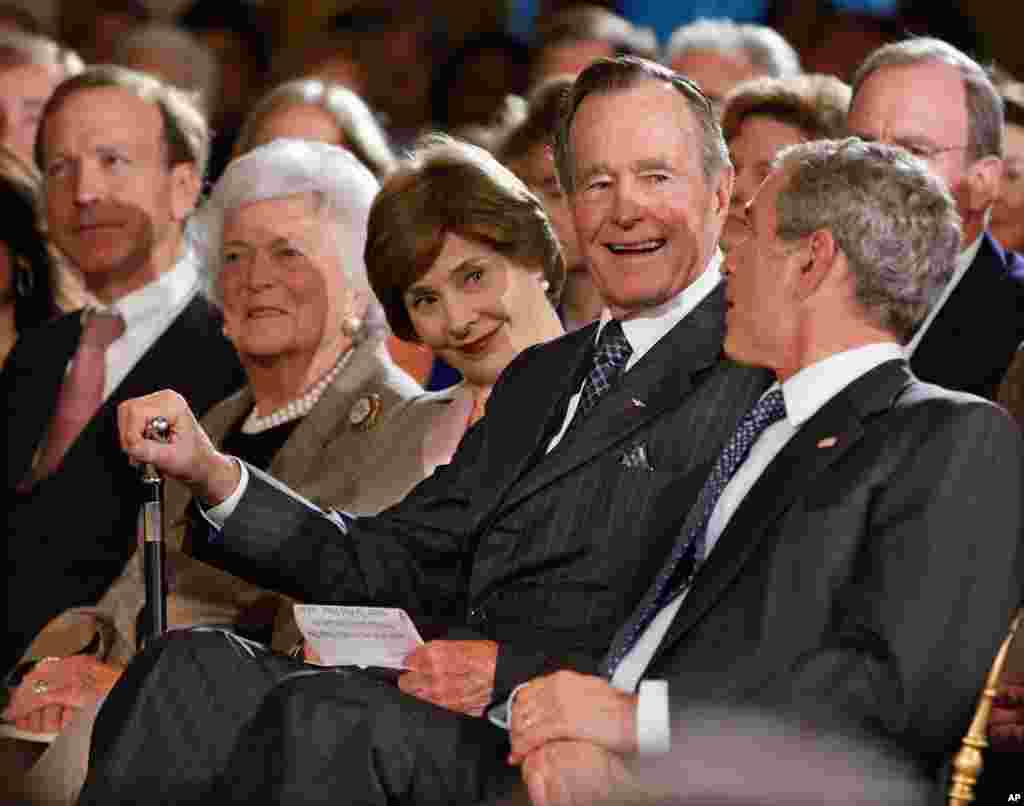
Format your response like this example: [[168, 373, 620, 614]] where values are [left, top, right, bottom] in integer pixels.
[[193, 138, 387, 338], [666, 19, 801, 78]]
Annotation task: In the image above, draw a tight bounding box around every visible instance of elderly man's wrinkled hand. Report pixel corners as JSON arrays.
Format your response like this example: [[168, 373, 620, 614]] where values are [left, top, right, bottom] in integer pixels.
[[118, 390, 239, 504], [398, 640, 498, 716], [508, 670, 638, 765]]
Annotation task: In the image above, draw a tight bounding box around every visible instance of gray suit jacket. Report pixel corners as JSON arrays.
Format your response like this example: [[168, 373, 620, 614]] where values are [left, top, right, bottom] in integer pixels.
[[207, 284, 773, 695], [616, 361, 1024, 773], [32, 337, 458, 664]]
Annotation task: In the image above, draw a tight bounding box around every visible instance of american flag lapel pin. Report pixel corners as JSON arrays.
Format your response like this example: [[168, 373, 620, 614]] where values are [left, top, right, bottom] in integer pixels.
[[817, 436, 838, 449]]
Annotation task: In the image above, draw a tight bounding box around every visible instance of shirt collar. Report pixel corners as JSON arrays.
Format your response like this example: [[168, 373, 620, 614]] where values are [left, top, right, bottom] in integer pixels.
[[107, 254, 199, 328], [597, 249, 723, 359], [778, 342, 905, 428], [954, 230, 985, 280]]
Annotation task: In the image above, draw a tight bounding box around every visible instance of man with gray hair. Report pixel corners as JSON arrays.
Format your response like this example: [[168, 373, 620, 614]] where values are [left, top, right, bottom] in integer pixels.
[[846, 36, 1024, 399], [508, 138, 1022, 804], [666, 18, 800, 112], [0, 28, 82, 165]]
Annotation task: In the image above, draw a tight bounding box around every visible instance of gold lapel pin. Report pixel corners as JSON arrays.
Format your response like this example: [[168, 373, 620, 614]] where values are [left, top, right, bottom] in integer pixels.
[[349, 394, 382, 431], [817, 436, 838, 449]]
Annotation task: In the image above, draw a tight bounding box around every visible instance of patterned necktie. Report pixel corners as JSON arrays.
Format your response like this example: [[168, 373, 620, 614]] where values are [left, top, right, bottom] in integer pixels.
[[603, 388, 787, 676], [567, 319, 632, 432], [36, 309, 126, 478]]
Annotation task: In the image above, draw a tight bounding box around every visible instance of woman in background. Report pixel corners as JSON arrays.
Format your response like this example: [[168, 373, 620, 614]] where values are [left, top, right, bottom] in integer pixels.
[[0, 146, 87, 365], [234, 77, 396, 179]]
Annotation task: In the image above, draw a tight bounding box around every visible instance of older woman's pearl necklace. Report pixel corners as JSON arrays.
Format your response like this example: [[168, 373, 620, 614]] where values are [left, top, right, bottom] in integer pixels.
[[242, 350, 353, 434]]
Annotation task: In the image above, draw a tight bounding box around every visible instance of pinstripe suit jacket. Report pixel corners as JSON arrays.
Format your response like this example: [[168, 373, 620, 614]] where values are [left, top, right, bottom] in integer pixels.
[[208, 283, 772, 696], [612, 360, 1024, 773]]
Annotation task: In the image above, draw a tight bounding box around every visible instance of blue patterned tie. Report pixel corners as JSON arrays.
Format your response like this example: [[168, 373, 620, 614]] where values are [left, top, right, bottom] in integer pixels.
[[568, 320, 632, 431], [603, 388, 787, 676]]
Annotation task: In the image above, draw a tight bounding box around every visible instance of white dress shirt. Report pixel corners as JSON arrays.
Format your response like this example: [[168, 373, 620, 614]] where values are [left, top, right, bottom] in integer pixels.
[[209, 252, 725, 522], [904, 232, 983, 357], [546, 251, 722, 452], [98, 255, 200, 398], [622, 341, 906, 754]]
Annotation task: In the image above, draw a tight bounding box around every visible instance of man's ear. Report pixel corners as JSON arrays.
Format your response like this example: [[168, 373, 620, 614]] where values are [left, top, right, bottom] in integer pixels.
[[795, 227, 839, 299], [713, 165, 735, 221], [964, 155, 1002, 214], [169, 161, 201, 223]]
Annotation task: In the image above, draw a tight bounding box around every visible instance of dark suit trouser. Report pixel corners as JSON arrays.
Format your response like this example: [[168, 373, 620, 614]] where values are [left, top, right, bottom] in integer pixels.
[[79, 629, 519, 806]]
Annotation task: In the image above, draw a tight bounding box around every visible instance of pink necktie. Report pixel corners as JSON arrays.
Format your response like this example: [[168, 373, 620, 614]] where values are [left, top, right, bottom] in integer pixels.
[[36, 310, 125, 478]]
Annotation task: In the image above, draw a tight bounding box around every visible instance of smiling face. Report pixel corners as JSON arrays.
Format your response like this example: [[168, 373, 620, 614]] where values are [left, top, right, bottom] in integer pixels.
[[723, 114, 807, 251], [722, 167, 805, 370], [40, 86, 197, 301], [568, 80, 731, 319], [404, 232, 552, 388], [993, 123, 1024, 251], [219, 194, 348, 365]]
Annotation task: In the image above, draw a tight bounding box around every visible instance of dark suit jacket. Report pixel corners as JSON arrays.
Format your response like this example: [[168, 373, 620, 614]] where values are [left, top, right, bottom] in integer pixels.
[[205, 284, 773, 697], [911, 232, 1024, 399], [2, 293, 245, 670], [613, 360, 1024, 774]]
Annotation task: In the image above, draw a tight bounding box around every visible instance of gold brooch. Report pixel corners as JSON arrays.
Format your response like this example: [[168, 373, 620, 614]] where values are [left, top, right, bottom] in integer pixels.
[[349, 394, 382, 431]]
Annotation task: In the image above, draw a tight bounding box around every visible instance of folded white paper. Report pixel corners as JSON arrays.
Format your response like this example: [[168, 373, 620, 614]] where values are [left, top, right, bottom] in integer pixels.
[[293, 604, 423, 669]]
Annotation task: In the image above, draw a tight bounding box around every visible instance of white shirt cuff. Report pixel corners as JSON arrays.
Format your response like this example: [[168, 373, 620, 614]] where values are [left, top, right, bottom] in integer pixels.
[[200, 458, 249, 528], [636, 679, 671, 755]]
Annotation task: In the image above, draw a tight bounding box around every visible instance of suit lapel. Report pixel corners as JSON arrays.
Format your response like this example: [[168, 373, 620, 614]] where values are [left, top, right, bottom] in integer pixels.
[[467, 323, 598, 516], [500, 284, 727, 512], [3, 311, 83, 487], [642, 360, 914, 667]]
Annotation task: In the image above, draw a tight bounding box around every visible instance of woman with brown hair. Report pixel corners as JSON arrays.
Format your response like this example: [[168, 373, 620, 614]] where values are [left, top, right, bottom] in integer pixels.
[[0, 146, 87, 366], [367, 133, 565, 432]]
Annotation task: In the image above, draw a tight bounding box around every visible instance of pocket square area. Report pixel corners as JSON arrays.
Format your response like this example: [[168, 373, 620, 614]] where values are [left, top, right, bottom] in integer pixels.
[[620, 443, 653, 470]]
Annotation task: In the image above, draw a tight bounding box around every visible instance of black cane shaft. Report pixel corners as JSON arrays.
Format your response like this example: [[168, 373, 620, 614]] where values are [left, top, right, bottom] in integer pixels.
[[143, 537, 166, 638], [141, 474, 166, 642]]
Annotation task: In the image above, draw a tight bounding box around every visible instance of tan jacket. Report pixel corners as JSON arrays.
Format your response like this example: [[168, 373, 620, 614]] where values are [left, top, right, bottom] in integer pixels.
[[25, 338, 465, 664]]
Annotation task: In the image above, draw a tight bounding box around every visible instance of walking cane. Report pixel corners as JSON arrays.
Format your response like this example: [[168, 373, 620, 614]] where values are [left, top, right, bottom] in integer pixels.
[[140, 415, 171, 646]]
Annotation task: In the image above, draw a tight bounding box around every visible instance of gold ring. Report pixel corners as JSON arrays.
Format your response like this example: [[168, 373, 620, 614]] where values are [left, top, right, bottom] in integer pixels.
[[32, 679, 49, 695]]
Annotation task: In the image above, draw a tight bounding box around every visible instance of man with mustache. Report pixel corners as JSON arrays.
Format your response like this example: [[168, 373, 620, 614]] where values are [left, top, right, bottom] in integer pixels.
[[2, 66, 244, 676]]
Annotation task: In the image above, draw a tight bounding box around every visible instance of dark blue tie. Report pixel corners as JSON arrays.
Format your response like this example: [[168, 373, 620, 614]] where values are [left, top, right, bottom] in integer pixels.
[[603, 388, 788, 676], [568, 320, 632, 432]]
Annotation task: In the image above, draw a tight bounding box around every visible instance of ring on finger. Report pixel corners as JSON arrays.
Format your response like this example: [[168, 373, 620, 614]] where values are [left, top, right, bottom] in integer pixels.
[[32, 679, 49, 695]]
